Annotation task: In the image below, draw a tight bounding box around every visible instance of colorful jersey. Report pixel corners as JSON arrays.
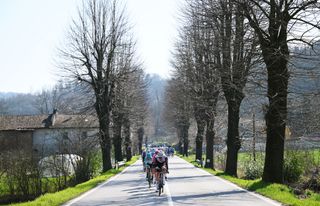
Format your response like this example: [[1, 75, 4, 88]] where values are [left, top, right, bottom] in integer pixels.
[[144, 152, 153, 165], [153, 154, 168, 171]]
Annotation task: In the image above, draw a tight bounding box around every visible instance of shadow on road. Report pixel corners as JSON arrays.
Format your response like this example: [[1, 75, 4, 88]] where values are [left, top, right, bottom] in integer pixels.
[[171, 190, 247, 203], [168, 175, 212, 181]]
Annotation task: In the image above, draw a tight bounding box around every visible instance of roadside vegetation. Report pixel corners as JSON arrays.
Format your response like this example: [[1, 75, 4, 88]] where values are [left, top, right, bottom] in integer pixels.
[[8, 156, 138, 206], [0, 145, 102, 205], [180, 152, 320, 206]]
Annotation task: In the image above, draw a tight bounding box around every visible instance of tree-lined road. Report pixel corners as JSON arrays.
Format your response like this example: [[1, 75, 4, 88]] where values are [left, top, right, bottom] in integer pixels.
[[63, 157, 281, 206]]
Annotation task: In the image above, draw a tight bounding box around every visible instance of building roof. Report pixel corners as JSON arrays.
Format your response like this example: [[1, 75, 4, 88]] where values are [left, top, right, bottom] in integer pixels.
[[0, 114, 99, 131]]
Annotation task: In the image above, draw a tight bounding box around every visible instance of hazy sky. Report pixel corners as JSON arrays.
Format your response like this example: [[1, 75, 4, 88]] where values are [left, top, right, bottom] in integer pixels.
[[0, 0, 182, 93]]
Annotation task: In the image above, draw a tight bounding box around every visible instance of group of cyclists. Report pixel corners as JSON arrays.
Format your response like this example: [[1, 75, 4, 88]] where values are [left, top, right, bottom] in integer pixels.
[[141, 146, 175, 192]]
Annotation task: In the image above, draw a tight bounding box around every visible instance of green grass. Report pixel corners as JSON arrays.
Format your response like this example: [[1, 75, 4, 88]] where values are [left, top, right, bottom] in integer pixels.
[[180, 154, 320, 206], [302, 149, 320, 165], [9, 156, 138, 206], [0, 176, 8, 195]]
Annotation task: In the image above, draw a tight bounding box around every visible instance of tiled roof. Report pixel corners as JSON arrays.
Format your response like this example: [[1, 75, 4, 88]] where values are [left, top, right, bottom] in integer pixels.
[[0, 114, 99, 130]]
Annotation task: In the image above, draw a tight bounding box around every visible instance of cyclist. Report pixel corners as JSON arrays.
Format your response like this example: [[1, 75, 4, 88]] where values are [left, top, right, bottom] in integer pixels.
[[152, 149, 160, 162], [169, 146, 175, 157], [144, 150, 153, 181], [141, 149, 146, 171], [153, 151, 169, 191], [150, 147, 156, 157], [151, 149, 159, 184]]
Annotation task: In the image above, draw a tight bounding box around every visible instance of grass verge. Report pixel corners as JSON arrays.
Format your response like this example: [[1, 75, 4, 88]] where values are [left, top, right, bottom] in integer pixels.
[[9, 156, 139, 206], [179, 154, 320, 206]]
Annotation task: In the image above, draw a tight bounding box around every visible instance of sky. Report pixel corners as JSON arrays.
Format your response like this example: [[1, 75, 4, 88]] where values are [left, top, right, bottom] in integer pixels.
[[0, 0, 182, 93]]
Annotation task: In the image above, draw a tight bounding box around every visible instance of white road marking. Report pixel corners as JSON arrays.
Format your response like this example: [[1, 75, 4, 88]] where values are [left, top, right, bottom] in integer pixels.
[[165, 181, 174, 206], [179, 157, 282, 206], [63, 162, 137, 206]]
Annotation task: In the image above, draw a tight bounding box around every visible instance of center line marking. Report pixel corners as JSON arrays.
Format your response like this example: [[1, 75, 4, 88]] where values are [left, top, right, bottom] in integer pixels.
[[165, 180, 174, 206]]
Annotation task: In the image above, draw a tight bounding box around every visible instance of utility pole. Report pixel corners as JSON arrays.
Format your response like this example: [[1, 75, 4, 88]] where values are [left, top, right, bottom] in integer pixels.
[[252, 110, 256, 161]]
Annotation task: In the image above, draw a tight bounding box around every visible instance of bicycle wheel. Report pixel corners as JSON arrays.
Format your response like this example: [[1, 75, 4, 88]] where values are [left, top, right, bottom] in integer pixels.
[[158, 173, 163, 196], [147, 168, 152, 188], [161, 173, 165, 193]]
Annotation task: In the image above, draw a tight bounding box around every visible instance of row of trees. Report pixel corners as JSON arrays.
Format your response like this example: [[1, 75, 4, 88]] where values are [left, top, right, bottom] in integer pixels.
[[58, 0, 148, 172], [165, 0, 320, 183]]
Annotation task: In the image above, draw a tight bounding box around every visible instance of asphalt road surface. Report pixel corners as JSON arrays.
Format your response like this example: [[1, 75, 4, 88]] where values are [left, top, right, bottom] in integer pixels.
[[63, 156, 282, 206]]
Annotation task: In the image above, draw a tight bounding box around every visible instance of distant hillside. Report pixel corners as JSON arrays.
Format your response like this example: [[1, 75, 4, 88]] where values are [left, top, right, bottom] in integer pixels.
[[0, 81, 94, 116], [0, 92, 20, 99], [145, 74, 168, 137], [0, 92, 39, 115]]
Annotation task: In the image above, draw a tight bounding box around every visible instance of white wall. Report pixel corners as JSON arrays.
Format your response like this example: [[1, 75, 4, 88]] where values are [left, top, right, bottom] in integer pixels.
[[32, 128, 98, 157]]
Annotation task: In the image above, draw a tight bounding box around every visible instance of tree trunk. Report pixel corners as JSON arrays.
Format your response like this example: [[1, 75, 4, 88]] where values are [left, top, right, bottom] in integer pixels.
[[183, 124, 189, 157], [205, 119, 215, 169], [195, 121, 205, 161], [177, 126, 183, 154], [262, 62, 288, 183], [113, 121, 123, 162], [137, 127, 144, 154], [100, 129, 112, 172], [220, 0, 241, 176], [144, 135, 148, 147], [97, 109, 112, 172], [258, 16, 289, 182], [225, 99, 241, 176], [112, 109, 124, 162], [123, 117, 132, 161]]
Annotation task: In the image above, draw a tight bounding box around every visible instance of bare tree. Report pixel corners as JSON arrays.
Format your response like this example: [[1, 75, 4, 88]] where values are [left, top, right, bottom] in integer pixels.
[[182, 0, 222, 168], [59, 0, 132, 171], [122, 69, 148, 161], [177, 0, 256, 172], [33, 81, 82, 115], [182, 0, 209, 164], [239, 0, 320, 183], [34, 89, 51, 114], [131, 74, 149, 155], [194, 0, 257, 175], [111, 50, 147, 162], [164, 77, 192, 156]]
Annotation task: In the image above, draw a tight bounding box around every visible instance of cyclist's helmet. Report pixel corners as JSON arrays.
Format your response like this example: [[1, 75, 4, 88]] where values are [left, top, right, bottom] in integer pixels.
[[156, 151, 165, 163]]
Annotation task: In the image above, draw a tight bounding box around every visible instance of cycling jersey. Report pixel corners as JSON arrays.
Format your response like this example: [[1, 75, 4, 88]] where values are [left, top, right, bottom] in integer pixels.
[[144, 152, 153, 166], [153, 153, 169, 171]]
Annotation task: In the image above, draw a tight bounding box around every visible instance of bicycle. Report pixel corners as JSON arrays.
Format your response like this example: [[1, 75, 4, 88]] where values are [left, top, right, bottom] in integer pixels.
[[146, 164, 152, 188], [157, 166, 166, 196]]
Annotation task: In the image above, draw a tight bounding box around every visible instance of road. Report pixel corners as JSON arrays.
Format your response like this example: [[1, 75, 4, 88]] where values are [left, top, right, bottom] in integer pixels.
[[63, 156, 282, 206]]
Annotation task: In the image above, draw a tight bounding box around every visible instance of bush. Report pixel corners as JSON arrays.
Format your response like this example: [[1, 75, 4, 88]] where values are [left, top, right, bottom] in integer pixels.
[[283, 151, 304, 183], [244, 160, 263, 180], [1, 150, 42, 203], [89, 150, 102, 176], [302, 167, 320, 192], [215, 152, 226, 171], [72, 150, 102, 185]]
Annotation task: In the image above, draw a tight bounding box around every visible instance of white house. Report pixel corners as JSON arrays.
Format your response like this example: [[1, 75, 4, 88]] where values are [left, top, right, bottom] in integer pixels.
[[0, 110, 99, 158]]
